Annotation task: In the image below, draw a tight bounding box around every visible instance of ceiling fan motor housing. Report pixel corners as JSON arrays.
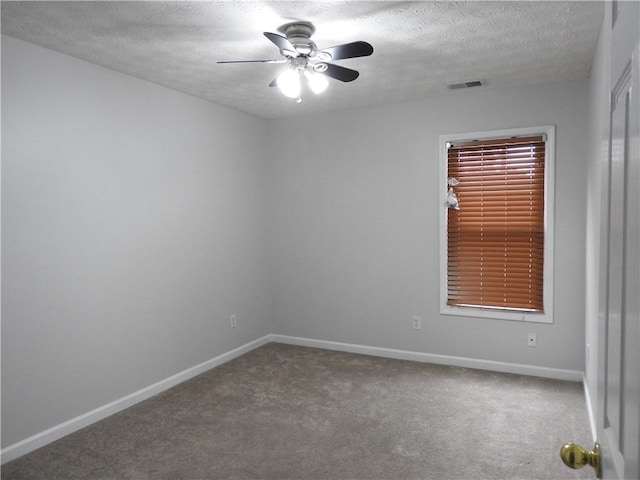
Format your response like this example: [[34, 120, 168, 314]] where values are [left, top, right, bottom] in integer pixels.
[[282, 22, 317, 56]]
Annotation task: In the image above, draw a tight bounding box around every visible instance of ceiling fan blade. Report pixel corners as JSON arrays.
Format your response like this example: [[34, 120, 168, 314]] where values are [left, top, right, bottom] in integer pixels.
[[317, 41, 373, 61], [264, 32, 297, 56], [318, 63, 360, 82], [217, 59, 287, 64]]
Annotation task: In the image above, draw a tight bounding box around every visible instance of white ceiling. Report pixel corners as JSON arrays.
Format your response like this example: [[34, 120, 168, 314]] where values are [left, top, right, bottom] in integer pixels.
[[1, 1, 603, 119]]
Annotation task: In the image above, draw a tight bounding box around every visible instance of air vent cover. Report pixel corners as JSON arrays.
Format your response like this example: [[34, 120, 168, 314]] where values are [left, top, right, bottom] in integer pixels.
[[448, 80, 484, 90]]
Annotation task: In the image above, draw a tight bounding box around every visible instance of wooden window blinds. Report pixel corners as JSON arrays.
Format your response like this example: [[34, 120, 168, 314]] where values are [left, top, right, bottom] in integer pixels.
[[446, 135, 546, 312]]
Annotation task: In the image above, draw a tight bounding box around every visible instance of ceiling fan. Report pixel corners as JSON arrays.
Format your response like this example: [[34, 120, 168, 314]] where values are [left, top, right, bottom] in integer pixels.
[[218, 21, 373, 103]]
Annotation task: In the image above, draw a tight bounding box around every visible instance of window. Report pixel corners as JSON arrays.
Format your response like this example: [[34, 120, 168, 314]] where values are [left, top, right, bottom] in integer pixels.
[[439, 126, 554, 323]]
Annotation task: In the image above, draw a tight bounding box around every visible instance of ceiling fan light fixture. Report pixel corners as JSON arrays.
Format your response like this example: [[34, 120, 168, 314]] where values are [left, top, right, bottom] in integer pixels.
[[304, 70, 328, 94], [276, 68, 300, 99]]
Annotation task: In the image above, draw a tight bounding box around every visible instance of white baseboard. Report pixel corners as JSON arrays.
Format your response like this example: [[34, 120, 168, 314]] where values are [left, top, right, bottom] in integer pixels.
[[2, 333, 584, 464], [0, 335, 272, 465], [270, 334, 584, 382]]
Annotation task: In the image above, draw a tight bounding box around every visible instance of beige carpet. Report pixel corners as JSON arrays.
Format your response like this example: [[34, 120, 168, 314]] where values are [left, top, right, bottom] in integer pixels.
[[2, 343, 594, 479]]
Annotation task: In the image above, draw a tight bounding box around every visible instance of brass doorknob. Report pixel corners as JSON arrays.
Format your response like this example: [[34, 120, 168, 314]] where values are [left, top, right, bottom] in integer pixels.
[[560, 442, 601, 478]]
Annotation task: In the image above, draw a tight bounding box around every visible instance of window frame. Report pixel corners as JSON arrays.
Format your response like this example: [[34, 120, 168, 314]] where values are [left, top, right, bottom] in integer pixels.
[[438, 125, 555, 324]]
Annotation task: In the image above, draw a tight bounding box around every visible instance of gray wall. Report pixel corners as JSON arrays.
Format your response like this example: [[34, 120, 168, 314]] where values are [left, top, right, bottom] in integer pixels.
[[1, 36, 272, 447], [2, 33, 591, 450], [270, 81, 589, 371]]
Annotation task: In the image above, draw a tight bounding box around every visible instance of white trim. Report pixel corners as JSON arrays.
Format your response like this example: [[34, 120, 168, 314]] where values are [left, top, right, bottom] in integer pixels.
[[270, 334, 583, 381], [583, 374, 598, 442], [438, 125, 556, 324], [0, 335, 272, 465], [1, 333, 584, 464]]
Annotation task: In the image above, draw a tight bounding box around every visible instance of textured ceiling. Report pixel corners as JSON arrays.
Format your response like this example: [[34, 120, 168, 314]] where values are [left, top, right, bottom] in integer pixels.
[[1, 1, 603, 119]]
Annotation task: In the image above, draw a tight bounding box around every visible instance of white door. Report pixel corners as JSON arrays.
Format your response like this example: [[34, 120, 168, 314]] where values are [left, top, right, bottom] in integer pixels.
[[600, 2, 639, 478], [561, 2, 639, 479], [600, 44, 639, 480]]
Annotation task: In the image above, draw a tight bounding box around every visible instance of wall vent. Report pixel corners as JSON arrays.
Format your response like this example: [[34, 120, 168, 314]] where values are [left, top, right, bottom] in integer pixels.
[[448, 80, 484, 90]]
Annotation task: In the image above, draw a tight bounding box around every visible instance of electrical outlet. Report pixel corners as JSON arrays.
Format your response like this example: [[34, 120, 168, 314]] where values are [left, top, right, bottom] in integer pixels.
[[527, 333, 537, 347], [230, 314, 237, 329], [412, 316, 422, 330]]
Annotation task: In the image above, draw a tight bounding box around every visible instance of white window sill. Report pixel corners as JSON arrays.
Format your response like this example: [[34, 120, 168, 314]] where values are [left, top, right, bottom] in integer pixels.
[[440, 305, 553, 324]]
